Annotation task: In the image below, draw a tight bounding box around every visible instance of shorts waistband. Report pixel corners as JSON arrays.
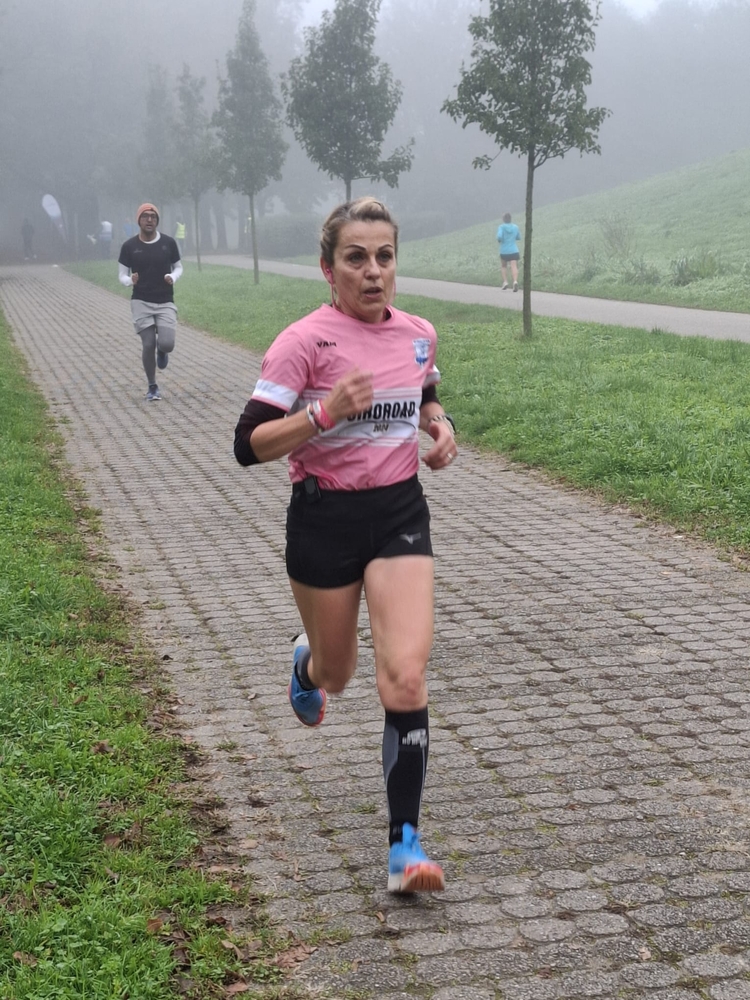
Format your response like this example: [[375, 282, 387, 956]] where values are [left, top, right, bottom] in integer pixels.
[[291, 474, 419, 503]]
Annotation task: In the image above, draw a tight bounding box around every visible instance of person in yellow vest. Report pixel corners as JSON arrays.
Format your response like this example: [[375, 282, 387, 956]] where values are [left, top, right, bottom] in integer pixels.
[[175, 218, 186, 256]]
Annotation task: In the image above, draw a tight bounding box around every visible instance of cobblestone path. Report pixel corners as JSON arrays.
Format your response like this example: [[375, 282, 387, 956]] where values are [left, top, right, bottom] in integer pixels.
[[4, 264, 750, 1000]]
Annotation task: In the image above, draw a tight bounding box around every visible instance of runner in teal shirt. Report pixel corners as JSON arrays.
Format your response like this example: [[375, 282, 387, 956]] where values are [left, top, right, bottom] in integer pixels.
[[496, 213, 521, 291]]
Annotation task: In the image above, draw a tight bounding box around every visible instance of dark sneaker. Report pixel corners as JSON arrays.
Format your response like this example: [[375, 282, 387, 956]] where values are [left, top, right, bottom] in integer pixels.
[[157, 350, 169, 370], [145, 385, 161, 401], [388, 823, 445, 894], [288, 632, 326, 727]]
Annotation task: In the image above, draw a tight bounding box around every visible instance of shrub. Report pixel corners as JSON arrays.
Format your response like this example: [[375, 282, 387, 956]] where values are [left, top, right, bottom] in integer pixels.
[[577, 252, 604, 282], [534, 253, 558, 279], [599, 212, 636, 258], [670, 251, 720, 286], [255, 213, 322, 258], [620, 257, 661, 286]]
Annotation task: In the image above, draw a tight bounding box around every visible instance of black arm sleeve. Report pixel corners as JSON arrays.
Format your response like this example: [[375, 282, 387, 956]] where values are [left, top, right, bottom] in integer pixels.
[[421, 384, 440, 407], [234, 399, 287, 466]]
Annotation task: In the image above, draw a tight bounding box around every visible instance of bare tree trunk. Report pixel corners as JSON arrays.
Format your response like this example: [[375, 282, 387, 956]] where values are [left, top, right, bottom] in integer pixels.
[[71, 210, 80, 261], [522, 149, 535, 339], [345, 178, 352, 201], [213, 192, 228, 251], [193, 196, 202, 272], [200, 199, 213, 254], [235, 198, 245, 252], [250, 193, 259, 285]]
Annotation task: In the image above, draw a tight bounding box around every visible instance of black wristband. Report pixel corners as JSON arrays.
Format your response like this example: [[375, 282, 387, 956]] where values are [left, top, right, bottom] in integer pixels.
[[428, 413, 456, 433]]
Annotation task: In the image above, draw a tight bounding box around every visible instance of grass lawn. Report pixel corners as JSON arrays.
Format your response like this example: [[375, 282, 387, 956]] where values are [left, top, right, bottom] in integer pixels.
[[0, 304, 305, 998], [68, 260, 750, 555], [290, 147, 750, 314]]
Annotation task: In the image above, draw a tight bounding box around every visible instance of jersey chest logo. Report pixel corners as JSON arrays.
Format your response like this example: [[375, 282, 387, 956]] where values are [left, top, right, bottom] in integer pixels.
[[413, 338, 430, 367]]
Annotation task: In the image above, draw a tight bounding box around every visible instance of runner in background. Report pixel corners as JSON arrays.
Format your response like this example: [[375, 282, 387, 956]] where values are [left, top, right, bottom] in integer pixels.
[[118, 203, 182, 401], [497, 212, 521, 291]]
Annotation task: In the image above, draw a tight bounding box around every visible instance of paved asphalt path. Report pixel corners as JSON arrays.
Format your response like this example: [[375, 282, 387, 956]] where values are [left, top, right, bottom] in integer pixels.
[[5, 263, 750, 999], [211, 255, 750, 343]]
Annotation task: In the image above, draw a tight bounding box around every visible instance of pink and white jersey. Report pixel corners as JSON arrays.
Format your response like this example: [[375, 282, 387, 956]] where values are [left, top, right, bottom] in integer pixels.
[[252, 304, 440, 490]]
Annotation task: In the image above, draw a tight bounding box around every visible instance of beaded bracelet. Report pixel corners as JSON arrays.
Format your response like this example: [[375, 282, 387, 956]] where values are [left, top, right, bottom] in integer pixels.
[[305, 404, 321, 433]]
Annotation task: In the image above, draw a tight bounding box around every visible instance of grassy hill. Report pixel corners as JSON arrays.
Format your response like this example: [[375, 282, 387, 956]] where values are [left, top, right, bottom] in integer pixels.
[[396, 148, 750, 313]]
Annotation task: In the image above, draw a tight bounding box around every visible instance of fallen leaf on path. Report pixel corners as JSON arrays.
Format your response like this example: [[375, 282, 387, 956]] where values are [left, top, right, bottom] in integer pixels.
[[172, 946, 190, 967], [275, 942, 316, 969], [221, 940, 243, 960]]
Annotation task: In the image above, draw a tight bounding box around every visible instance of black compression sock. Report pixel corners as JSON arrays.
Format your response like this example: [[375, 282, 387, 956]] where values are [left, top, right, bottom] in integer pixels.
[[382, 707, 429, 845]]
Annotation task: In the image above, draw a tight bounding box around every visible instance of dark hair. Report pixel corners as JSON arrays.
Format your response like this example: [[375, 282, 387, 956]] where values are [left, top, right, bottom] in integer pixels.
[[503, 212, 511, 223], [320, 197, 399, 266]]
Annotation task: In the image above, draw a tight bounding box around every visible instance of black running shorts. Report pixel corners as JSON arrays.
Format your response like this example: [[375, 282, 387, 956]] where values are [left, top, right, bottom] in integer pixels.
[[286, 475, 432, 588]]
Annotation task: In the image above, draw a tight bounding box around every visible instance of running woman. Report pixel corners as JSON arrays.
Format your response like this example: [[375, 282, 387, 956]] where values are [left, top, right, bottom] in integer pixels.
[[497, 212, 522, 291], [234, 197, 457, 894]]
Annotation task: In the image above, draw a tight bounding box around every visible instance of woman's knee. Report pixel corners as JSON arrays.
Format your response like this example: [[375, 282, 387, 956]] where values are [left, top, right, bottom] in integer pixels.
[[377, 654, 428, 708]]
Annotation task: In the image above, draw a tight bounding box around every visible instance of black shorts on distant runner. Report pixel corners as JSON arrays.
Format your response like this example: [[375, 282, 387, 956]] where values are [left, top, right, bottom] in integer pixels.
[[500, 252, 520, 262], [286, 474, 432, 588]]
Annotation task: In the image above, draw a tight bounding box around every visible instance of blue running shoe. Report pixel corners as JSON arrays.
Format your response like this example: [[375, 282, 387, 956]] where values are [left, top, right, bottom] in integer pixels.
[[288, 632, 326, 727], [145, 384, 161, 401], [388, 823, 445, 894], [157, 349, 169, 370]]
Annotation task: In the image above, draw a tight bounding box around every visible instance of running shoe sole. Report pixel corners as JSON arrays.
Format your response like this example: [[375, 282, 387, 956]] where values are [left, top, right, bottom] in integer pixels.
[[388, 861, 445, 894]]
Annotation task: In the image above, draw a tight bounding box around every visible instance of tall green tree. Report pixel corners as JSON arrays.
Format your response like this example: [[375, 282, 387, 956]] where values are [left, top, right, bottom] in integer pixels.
[[138, 67, 180, 210], [213, 0, 288, 284], [443, 0, 609, 337], [174, 65, 217, 272], [282, 0, 414, 202]]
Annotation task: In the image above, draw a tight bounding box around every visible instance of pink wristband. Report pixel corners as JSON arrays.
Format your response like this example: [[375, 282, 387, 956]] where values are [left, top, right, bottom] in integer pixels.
[[312, 399, 336, 431]]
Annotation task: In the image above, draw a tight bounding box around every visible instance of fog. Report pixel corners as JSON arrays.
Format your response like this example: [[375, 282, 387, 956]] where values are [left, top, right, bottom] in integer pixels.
[[0, 0, 747, 260]]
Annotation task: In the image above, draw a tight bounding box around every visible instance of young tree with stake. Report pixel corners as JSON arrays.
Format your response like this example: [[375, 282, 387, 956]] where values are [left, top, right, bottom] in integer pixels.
[[213, 0, 287, 285], [282, 0, 413, 203], [174, 66, 217, 272], [443, 0, 609, 337]]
